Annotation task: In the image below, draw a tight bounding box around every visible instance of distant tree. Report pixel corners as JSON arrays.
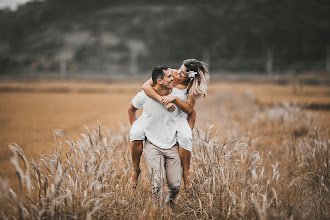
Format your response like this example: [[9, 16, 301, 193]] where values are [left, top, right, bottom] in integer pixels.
[[0, 0, 329, 73]]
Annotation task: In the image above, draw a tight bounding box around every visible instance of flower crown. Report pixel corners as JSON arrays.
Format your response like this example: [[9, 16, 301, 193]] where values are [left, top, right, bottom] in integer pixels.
[[188, 70, 198, 79]]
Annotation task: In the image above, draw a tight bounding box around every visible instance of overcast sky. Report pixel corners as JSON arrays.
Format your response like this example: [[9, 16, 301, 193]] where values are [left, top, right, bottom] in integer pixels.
[[0, 0, 33, 10]]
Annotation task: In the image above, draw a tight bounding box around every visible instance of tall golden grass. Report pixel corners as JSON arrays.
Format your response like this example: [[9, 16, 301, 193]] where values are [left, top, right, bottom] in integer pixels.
[[0, 103, 329, 219]]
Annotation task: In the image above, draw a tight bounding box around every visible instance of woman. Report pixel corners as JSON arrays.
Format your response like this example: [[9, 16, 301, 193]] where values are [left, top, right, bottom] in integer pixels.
[[130, 59, 209, 191]]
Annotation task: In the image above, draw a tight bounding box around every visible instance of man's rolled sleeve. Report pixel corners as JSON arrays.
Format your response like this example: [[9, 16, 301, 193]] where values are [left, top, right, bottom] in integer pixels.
[[132, 90, 145, 109]]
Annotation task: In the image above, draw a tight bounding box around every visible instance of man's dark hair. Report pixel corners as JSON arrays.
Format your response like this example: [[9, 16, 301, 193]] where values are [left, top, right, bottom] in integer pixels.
[[152, 66, 168, 85]]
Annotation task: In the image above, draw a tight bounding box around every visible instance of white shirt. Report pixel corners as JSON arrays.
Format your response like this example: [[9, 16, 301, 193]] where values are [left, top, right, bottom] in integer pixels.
[[171, 87, 188, 118], [132, 90, 180, 149]]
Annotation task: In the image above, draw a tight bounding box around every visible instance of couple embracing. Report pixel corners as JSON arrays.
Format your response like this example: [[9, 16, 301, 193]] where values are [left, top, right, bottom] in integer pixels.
[[127, 59, 209, 206]]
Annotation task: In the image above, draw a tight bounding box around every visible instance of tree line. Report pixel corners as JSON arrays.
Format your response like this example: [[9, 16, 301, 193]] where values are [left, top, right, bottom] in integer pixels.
[[1, 0, 329, 74]]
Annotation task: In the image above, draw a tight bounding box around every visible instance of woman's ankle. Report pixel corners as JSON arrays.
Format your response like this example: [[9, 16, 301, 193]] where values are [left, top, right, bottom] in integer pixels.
[[133, 166, 141, 172]]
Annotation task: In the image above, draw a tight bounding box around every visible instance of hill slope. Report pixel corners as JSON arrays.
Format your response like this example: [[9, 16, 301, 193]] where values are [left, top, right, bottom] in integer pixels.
[[1, 1, 329, 74]]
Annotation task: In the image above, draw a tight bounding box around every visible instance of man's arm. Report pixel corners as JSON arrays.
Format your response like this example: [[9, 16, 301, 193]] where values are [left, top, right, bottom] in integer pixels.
[[128, 102, 138, 125]]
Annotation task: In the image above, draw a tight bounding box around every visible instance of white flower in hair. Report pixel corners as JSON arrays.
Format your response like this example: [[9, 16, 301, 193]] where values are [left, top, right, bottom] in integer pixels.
[[188, 70, 197, 79]]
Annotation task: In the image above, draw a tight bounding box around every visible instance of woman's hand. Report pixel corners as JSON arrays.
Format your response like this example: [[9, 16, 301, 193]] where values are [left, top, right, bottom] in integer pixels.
[[161, 96, 176, 106], [164, 102, 175, 112]]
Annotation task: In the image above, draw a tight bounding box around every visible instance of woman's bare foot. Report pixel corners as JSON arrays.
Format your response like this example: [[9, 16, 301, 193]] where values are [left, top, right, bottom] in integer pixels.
[[183, 174, 192, 192], [131, 167, 141, 189]]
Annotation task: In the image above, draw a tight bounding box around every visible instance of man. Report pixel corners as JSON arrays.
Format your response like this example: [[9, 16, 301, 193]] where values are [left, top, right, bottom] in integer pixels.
[[127, 66, 181, 206]]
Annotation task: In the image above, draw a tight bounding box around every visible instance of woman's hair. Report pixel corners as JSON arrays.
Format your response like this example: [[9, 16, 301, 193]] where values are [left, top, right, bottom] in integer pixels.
[[183, 58, 209, 100]]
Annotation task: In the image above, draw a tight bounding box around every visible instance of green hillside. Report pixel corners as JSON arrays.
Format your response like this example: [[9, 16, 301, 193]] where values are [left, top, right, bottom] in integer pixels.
[[1, 0, 329, 75]]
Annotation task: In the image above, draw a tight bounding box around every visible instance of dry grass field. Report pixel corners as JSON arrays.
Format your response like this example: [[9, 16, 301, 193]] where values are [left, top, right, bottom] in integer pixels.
[[0, 81, 143, 184], [0, 75, 329, 219]]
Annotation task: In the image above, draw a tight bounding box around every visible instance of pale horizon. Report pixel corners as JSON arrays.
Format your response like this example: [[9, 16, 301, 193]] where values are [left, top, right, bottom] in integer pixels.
[[0, 0, 34, 10]]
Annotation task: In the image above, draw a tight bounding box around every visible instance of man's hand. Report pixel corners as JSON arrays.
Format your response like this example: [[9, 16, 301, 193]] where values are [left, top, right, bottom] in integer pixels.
[[164, 102, 175, 112], [161, 96, 176, 106]]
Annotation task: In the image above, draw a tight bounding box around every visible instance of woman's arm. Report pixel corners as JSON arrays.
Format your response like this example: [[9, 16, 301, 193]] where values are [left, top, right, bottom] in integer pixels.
[[142, 78, 175, 111], [161, 95, 196, 115], [142, 78, 162, 102], [187, 108, 196, 129]]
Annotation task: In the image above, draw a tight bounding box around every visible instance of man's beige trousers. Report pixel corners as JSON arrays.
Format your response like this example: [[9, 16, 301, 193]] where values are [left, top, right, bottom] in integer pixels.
[[143, 140, 182, 204]]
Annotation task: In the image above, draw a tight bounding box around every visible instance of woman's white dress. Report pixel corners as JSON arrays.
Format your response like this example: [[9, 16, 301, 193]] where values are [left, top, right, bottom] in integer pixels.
[[129, 87, 192, 151]]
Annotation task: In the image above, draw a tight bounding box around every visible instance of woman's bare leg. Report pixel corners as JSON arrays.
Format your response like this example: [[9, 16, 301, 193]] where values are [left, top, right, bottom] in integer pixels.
[[179, 145, 192, 191], [130, 140, 143, 188]]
